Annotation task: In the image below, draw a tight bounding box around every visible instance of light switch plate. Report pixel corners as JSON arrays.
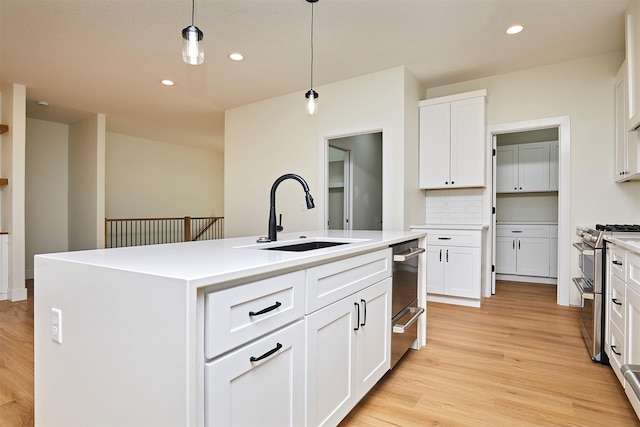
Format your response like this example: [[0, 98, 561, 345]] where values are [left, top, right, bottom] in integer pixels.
[[51, 307, 62, 343]]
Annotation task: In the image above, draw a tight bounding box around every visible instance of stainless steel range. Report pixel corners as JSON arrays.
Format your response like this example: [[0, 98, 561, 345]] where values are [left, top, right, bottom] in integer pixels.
[[574, 224, 640, 362]]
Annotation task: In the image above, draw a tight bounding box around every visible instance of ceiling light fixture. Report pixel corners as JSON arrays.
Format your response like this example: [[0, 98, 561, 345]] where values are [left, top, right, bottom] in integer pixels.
[[506, 25, 524, 35], [229, 53, 244, 61], [182, 0, 204, 65], [161, 79, 175, 86], [305, 0, 319, 115]]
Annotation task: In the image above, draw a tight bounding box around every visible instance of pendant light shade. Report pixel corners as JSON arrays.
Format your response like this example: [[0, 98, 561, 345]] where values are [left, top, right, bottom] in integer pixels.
[[305, 0, 319, 115], [182, 0, 203, 65]]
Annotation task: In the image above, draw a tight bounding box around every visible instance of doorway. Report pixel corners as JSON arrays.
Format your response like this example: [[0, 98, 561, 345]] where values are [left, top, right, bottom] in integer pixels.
[[487, 116, 572, 307], [325, 132, 383, 231]]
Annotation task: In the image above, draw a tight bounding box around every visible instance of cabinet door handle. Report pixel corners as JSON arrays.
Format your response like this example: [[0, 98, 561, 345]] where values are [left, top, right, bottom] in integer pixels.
[[439, 249, 442, 262], [249, 342, 282, 362], [612, 298, 622, 306], [354, 302, 360, 331], [361, 299, 367, 327], [446, 249, 449, 262], [249, 301, 282, 317], [613, 260, 623, 266], [611, 345, 622, 356], [513, 239, 515, 250]]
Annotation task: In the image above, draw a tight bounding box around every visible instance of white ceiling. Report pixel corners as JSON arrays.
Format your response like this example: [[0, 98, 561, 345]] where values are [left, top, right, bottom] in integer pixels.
[[0, 0, 628, 152]]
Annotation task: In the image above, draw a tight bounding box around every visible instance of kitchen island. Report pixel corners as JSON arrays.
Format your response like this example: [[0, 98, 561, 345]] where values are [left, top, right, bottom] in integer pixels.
[[34, 229, 425, 427]]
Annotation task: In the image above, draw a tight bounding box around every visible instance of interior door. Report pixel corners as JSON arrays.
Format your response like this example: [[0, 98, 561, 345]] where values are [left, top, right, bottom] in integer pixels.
[[491, 134, 497, 294]]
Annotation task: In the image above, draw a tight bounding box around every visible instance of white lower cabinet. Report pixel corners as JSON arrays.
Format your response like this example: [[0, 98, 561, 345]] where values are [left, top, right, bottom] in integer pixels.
[[496, 224, 552, 278], [204, 248, 393, 427], [306, 278, 391, 427], [422, 228, 483, 306], [205, 320, 305, 426]]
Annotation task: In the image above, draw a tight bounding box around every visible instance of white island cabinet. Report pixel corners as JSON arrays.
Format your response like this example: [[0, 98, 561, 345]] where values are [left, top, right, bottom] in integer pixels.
[[34, 230, 424, 427]]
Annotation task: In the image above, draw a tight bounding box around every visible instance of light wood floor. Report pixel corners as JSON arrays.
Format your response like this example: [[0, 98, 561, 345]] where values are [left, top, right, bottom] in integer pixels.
[[342, 282, 640, 427], [1, 281, 639, 426]]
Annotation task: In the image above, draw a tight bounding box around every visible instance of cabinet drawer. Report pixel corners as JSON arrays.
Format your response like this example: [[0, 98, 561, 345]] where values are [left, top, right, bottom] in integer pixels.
[[629, 251, 640, 295], [610, 273, 626, 333], [609, 321, 626, 387], [610, 244, 627, 282], [426, 230, 481, 247], [205, 271, 305, 360], [496, 224, 549, 238], [306, 249, 391, 313]]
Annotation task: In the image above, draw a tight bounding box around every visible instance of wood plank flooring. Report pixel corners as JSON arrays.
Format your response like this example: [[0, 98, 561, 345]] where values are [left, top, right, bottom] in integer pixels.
[[342, 282, 640, 426], [0, 281, 638, 426]]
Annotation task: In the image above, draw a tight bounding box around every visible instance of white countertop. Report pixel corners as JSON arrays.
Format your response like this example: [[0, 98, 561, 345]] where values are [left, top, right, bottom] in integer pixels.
[[497, 221, 558, 225], [35, 229, 425, 288], [411, 224, 488, 230], [605, 236, 640, 254]]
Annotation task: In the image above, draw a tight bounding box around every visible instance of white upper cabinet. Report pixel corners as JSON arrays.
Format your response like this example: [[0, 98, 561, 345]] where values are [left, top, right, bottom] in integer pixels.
[[615, 61, 640, 182], [496, 141, 557, 193], [419, 90, 486, 189], [627, 0, 640, 131]]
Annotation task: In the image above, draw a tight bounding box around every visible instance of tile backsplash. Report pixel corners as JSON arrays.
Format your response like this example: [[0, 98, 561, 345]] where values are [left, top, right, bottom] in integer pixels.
[[424, 188, 484, 224]]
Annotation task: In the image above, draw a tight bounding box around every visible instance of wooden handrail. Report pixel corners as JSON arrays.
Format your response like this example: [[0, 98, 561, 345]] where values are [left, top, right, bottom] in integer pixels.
[[105, 216, 224, 248]]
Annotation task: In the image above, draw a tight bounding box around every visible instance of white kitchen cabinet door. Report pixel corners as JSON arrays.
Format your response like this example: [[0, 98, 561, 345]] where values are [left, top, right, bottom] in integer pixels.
[[419, 102, 451, 189], [306, 295, 358, 427], [419, 92, 485, 189], [496, 145, 519, 193], [515, 237, 550, 277], [495, 236, 517, 275], [205, 320, 305, 427], [426, 245, 445, 294], [444, 246, 481, 298], [627, 286, 640, 367], [356, 278, 391, 397], [518, 142, 550, 192], [549, 237, 558, 278], [449, 96, 486, 188]]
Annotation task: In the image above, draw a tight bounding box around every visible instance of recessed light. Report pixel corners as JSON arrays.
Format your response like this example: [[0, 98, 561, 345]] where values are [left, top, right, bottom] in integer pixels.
[[506, 25, 524, 35], [229, 53, 244, 61], [161, 79, 175, 86], [37, 100, 49, 107]]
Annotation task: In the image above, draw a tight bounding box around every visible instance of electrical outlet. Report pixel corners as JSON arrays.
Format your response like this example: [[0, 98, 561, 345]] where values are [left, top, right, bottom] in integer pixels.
[[51, 307, 62, 344]]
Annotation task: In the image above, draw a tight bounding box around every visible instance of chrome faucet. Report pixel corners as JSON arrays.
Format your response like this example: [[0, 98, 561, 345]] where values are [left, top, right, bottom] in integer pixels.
[[268, 174, 315, 241]]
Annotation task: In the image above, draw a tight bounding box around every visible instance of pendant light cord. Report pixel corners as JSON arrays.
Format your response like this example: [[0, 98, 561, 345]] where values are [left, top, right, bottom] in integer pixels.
[[191, 0, 195, 26], [310, 2, 314, 90]]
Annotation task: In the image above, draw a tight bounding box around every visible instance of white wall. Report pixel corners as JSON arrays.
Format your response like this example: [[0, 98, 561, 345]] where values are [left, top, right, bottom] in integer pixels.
[[25, 118, 69, 278], [225, 66, 423, 238], [105, 133, 223, 218], [68, 115, 105, 251], [426, 52, 640, 227]]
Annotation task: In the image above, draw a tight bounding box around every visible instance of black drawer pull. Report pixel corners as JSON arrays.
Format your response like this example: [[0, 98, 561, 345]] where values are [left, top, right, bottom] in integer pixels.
[[249, 301, 282, 317], [611, 345, 622, 356], [613, 260, 623, 266], [438, 237, 452, 240], [612, 298, 622, 306], [511, 230, 523, 233], [250, 343, 282, 362]]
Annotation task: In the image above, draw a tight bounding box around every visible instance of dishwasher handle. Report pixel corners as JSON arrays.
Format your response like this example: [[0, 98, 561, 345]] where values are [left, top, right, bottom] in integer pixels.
[[393, 306, 425, 333], [393, 247, 425, 262]]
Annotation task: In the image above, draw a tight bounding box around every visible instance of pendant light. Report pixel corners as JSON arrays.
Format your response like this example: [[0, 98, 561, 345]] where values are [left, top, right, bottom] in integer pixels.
[[305, 0, 319, 115], [182, 0, 204, 65]]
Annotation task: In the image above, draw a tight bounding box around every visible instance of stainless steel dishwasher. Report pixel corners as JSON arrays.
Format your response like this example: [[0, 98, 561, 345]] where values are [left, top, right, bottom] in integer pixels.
[[390, 239, 425, 367]]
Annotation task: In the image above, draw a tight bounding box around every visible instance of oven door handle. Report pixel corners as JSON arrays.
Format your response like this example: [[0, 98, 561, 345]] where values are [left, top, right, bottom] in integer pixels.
[[572, 242, 595, 256], [393, 247, 425, 262], [393, 306, 425, 333], [572, 277, 594, 300]]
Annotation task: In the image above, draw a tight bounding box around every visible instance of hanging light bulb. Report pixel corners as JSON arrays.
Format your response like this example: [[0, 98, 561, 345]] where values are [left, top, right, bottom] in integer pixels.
[[305, 0, 319, 115], [182, 0, 204, 65]]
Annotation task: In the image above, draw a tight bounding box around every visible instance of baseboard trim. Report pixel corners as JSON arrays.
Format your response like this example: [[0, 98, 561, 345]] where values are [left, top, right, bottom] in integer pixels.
[[496, 274, 557, 285]]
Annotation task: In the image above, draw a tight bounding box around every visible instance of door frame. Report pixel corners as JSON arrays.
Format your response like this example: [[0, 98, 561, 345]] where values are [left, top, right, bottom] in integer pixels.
[[486, 116, 572, 306], [327, 145, 353, 230]]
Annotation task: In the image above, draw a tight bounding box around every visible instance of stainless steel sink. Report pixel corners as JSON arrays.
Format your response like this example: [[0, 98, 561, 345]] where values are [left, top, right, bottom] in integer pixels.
[[262, 241, 349, 252]]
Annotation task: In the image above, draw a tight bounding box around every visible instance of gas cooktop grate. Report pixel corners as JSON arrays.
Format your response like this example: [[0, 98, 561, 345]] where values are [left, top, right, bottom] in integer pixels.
[[595, 224, 640, 232]]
